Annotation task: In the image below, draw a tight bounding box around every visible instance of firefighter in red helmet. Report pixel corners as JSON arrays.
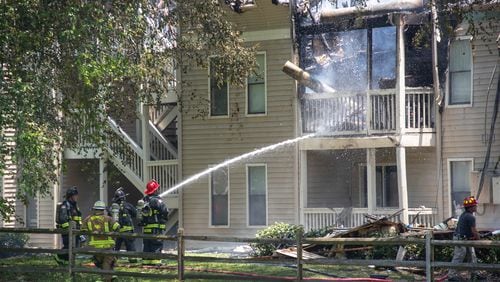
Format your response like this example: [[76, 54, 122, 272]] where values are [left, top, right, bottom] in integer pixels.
[[137, 180, 168, 265]]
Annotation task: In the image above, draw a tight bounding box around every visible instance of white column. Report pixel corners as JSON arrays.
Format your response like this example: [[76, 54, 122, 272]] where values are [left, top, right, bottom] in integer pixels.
[[299, 150, 308, 225], [99, 154, 108, 203], [141, 103, 150, 182], [395, 14, 406, 134], [367, 148, 376, 214], [397, 147, 409, 224]]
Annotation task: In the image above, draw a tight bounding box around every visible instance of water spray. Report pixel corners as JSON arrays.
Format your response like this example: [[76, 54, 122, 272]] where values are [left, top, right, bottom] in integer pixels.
[[159, 134, 315, 198]]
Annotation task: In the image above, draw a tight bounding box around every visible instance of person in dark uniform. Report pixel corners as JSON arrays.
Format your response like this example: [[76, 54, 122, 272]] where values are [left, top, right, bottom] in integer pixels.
[[109, 187, 137, 262], [138, 180, 168, 265], [54, 186, 82, 264], [447, 196, 485, 281]]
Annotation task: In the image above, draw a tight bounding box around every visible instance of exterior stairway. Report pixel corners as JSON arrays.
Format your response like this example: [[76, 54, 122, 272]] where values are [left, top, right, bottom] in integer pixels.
[[106, 104, 179, 230]]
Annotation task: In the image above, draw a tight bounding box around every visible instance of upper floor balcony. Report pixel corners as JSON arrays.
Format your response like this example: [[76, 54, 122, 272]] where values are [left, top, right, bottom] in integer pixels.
[[301, 87, 435, 136]]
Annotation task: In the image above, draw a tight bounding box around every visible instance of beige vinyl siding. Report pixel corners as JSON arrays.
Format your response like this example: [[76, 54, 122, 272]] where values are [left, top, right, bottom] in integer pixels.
[[181, 38, 296, 237], [441, 23, 500, 228], [228, 1, 290, 32], [406, 148, 438, 208], [1, 128, 18, 227]]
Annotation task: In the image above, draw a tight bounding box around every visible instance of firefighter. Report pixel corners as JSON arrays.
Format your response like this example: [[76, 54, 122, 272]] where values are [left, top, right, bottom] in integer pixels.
[[82, 200, 120, 282], [447, 196, 485, 281], [109, 187, 138, 262], [54, 186, 82, 265], [138, 180, 168, 265]]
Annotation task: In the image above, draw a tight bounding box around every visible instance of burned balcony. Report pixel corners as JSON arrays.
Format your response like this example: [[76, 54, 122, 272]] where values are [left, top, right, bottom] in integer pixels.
[[301, 88, 435, 135]]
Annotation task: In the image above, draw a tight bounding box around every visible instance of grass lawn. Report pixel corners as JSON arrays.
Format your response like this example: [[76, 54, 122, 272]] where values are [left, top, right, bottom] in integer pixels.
[[0, 254, 425, 281]]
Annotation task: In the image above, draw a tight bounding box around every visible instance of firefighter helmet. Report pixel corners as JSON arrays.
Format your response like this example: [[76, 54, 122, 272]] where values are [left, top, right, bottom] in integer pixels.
[[66, 186, 78, 198], [113, 187, 126, 202], [92, 200, 107, 210], [463, 196, 478, 208], [145, 180, 160, 195]]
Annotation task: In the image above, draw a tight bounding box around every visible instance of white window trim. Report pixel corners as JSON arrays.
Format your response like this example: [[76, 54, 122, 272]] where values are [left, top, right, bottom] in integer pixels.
[[245, 52, 267, 117], [208, 57, 230, 118], [208, 165, 230, 228], [446, 36, 473, 108], [447, 158, 474, 217], [246, 164, 268, 228], [24, 192, 40, 228], [358, 162, 398, 209]]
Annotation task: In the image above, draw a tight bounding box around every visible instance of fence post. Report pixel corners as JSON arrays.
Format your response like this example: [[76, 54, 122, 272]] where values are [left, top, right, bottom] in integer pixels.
[[296, 228, 303, 281], [68, 222, 75, 282], [425, 230, 434, 282], [177, 228, 185, 281]]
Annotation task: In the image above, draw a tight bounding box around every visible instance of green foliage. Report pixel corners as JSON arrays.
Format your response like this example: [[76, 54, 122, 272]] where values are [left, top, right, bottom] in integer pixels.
[[250, 222, 303, 257], [0, 1, 255, 218], [0, 232, 29, 258], [477, 235, 500, 264]]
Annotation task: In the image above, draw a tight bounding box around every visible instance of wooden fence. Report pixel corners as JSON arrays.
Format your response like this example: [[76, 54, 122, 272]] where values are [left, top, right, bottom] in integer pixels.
[[0, 227, 499, 281]]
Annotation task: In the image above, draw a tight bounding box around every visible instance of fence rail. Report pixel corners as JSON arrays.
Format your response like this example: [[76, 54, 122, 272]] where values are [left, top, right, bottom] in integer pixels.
[[1, 227, 499, 282]]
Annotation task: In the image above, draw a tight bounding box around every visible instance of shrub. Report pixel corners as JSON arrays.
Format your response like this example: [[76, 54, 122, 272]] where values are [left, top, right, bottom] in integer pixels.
[[250, 222, 303, 257], [0, 232, 30, 258]]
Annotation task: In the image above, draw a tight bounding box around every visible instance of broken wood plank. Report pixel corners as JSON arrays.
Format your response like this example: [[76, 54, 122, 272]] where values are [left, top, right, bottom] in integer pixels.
[[275, 247, 325, 260]]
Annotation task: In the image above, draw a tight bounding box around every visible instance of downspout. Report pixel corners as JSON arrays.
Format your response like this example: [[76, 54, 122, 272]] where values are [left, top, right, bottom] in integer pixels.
[[290, 0, 302, 226], [431, 0, 444, 221]]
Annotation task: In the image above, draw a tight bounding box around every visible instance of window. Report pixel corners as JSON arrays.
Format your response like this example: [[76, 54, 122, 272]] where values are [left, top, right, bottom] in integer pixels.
[[449, 159, 472, 216], [210, 166, 229, 226], [247, 165, 267, 226], [371, 26, 396, 89], [209, 58, 228, 116], [361, 165, 399, 208], [304, 26, 397, 92], [448, 39, 472, 106], [247, 53, 266, 115], [25, 195, 38, 228]]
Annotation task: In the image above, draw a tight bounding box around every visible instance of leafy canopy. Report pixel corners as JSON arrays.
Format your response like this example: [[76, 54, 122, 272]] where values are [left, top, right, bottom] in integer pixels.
[[0, 0, 255, 220]]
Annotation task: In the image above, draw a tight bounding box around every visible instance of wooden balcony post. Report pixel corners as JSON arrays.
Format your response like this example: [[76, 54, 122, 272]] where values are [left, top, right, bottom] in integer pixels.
[[299, 150, 308, 226], [395, 14, 406, 134], [367, 148, 376, 214], [396, 147, 409, 224], [141, 103, 150, 181], [99, 152, 108, 203], [177, 228, 185, 281]]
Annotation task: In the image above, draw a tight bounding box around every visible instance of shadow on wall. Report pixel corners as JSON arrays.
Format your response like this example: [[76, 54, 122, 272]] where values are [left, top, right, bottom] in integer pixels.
[[62, 159, 100, 219], [106, 161, 143, 207]]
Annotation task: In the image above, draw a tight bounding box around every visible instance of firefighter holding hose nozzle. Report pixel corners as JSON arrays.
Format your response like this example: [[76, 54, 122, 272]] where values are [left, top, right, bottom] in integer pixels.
[[137, 180, 169, 265]]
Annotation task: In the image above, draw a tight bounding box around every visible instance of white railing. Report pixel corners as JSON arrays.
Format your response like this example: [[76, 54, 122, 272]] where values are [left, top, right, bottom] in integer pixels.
[[301, 88, 434, 135], [405, 88, 434, 130], [149, 103, 171, 124], [148, 120, 177, 160], [302, 92, 366, 134], [303, 207, 437, 231], [107, 116, 179, 199], [107, 117, 145, 186], [147, 160, 179, 195]]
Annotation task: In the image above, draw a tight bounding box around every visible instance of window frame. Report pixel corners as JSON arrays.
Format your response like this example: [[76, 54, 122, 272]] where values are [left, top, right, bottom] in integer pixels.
[[447, 158, 474, 217], [208, 57, 230, 118], [208, 165, 230, 228], [245, 52, 267, 116], [446, 36, 473, 108], [246, 164, 268, 227], [359, 162, 398, 209]]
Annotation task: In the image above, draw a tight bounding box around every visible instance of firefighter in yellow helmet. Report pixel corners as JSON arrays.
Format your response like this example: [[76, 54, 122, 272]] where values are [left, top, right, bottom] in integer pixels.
[[82, 200, 120, 282]]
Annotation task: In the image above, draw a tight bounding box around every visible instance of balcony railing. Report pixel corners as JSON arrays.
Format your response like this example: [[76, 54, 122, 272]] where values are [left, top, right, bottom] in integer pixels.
[[301, 88, 434, 135], [303, 207, 437, 231]]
